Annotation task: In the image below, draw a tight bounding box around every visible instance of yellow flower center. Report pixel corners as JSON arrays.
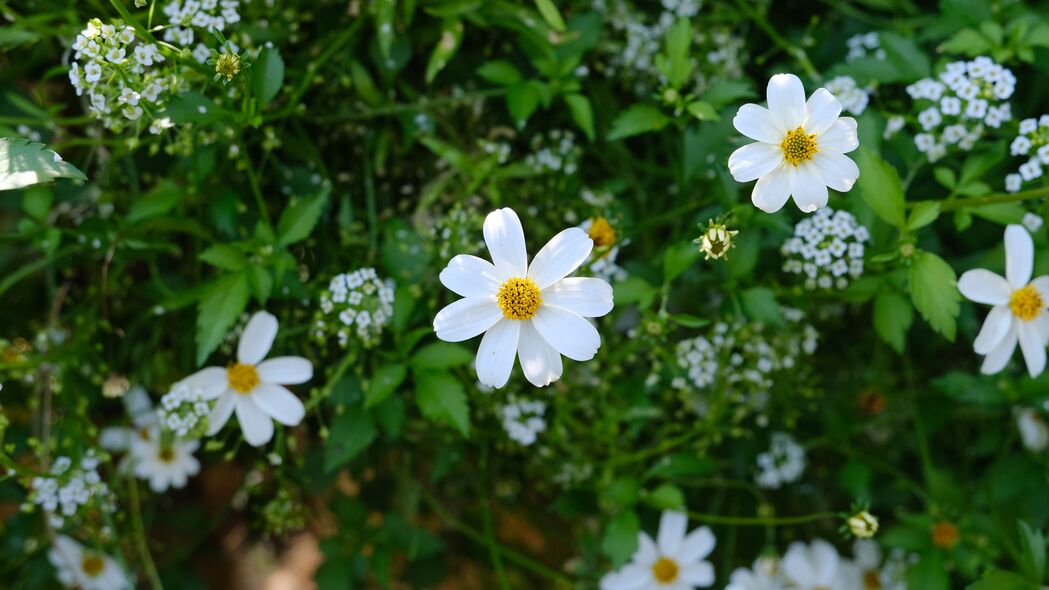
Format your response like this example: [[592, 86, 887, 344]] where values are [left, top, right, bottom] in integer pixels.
[[588, 217, 617, 249], [158, 447, 176, 463], [780, 126, 819, 166], [652, 557, 679, 584], [496, 278, 542, 320], [228, 363, 260, 394], [864, 570, 882, 589], [81, 554, 105, 577], [1010, 285, 1044, 321]]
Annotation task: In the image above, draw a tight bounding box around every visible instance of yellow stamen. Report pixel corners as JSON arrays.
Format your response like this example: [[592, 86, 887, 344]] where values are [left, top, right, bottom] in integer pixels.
[[864, 570, 882, 589], [228, 363, 260, 394], [1010, 285, 1044, 321], [780, 126, 819, 166], [158, 448, 176, 463], [588, 217, 617, 249], [81, 554, 105, 577], [651, 557, 679, 584], [496, 278, 542, 320]]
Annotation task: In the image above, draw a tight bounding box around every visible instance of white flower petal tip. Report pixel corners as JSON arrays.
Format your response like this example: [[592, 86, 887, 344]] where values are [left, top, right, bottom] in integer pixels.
[[731, 74, 860, 214], [600, 510, 717, 589], [434, 208, 613, 389]]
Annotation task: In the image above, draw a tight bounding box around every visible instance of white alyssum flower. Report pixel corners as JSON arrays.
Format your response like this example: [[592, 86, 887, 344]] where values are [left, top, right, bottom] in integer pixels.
[[755, 432, 806, 489], [500, 397, 547, 445], [130, 427, 201, 492], [162, 0, 241, 46], [883, 115, 905, 139], [958, 225, 1049, 377], [600, 511, 716, 590], [30, 451, 113, 527], [49, 535, 129, 590], [1023, 212, 1044, 232], [1006, 115, 1049, 192], [1016, 408, 1049, 452], [434, 208, 614, 388], [823, 76, 870, 116], [781, 540, 852, 590], [316, 268, 396, 348], [181, 311, 313, 446], [729, 74, 860, 213], [781, 207, 869, 290], [846, 32, 884, 62]]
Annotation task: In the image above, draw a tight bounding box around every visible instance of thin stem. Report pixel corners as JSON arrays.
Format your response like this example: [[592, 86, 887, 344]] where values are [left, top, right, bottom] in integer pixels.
[[912, 186, 1049, 212], [481, 449, 511, 590], [304, 348, 356, 411], [128, 479, 164, 590], [687, 510, 838, 526], [239, 142, 273, 230], [314, 88, 507, 123], [734, 0, 820, 80]]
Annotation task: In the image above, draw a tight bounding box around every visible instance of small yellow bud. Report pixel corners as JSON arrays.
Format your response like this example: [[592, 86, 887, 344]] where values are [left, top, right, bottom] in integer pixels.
[[696, 222, 739, 260], [215, 52, 242, 83], [847, 510, 879, 538]]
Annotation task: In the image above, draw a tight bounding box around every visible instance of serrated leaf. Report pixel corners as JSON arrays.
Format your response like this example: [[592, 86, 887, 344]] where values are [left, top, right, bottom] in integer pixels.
[[199, 244, 248, 271], [658, 18, 694, 89], [907, 201, 941, 230], [856, 147, 907, 228], [252, 46, 285, 106], [276, 185, 330, 246], [0, 138, 86, 191], [968, 569, 1039, 590], [608, 104, 670, 140], [364, 363, 408, 408], [414, 370, 470, 436], [873, 291, 914, 353], [564, 94, 594, 140], [324, 405, 376, 472], [196, 272, 251, 365], [908, 251, 960, 341]]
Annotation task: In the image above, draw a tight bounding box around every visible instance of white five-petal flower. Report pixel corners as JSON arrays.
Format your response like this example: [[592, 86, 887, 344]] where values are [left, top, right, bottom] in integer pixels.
[[958, 225, 1049, 377], [130, 427, 201, 492], [182, 311, 313, 446], [49, 535, 129, 590], [780, 539, 848, 590], [434, 208, 614, 388], [729, 74, 860, 213], [600, 511, 717, 590]]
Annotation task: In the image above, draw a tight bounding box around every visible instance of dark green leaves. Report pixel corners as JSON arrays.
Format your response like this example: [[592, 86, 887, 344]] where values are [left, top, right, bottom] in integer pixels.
[[601, 510, 639, 567], [324, 405, 377, 472], [414, 370, 470, 436], [856, 148, 906, 229], [196, 272, 251, 365], [277, 185, 330, 246], [873, 291, 914, 353], [608, 105, 671, 140], [252, 46, 285, 106], [909, 250, 960, 341], [0, 138, 86, 191]]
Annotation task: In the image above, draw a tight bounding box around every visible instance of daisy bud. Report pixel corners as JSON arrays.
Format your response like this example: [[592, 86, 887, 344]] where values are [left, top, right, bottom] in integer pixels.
[[695, 222, 739, 260], [214, 52, 242, 83], [847, 510, 879, 538]]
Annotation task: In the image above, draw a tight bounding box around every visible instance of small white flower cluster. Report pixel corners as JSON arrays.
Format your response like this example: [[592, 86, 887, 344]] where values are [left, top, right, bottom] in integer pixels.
[[158, 380, 212, 438], [1005, 115, 1049, 193], [1023, 212, 1044, 233], [316, 268, 396, 347], [69, 18, 170, 131], [29, 452, 113, 527], [781, 207, 869, 290], [846, 31, 884, 62], [883, 114, 905, 139], [163, 0, 242, 53], [906, 57, 1015, 162], [479, 139, 511, 165], [594, 0, 702, 93], [429, 202, 486, 262], [525, 130, 581, 175], [726, 539, 915, 590], [823, 76, 870, 116], [701, 30, 746, 85], [500, 398, 547, 446], [755, 432, 805, 489]]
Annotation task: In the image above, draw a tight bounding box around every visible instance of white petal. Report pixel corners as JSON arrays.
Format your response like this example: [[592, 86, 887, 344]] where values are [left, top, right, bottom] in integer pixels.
[[958, 269, 1011, 305], [818, 118, 859, 153], [433, 298, 502, 342], [252, 383, 305, 426], [751, 164, 792, 213], [180, 366, 228, 400], [206, 391, 236, 435], [782, 542, 814, 586], [973, 305, 1014, 355], [599, 564, 650, 590], [484, 208, 528, 278], [1034, 311, 1049, 344], [1019, 322, 1047, 377], [656, 510, 689, 557], [527, 227, 593, 289], [542, 277, 614, 318], [440, 255, 502, 298], [475, 319, 521, 389], [982, 321, 1018, 375], [766, 73, 806, 129], [235, 394, 274, 446], [679, 561, 715, 586], [1005, 224, 1034, 288], [531, 305, 601, 361], [810, 540, 840, 585], [790, 162, 829, 213], [1031, 276, 1049, 301], [636, 533, 659, 566], [804, 88, 842, 135], [257, 356, 313, 385], [238, 311, 278, 365], [810, 152, 859, 193], [677, 526, 716, 562], [517, 321, 564, 387], [733, 103, 786, 143], [728, 142, 784, 183]]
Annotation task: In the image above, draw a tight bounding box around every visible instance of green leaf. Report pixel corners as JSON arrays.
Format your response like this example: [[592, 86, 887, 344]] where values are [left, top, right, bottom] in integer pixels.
[[1017, 520, 1046, 582], [249, 265, 273, 305], [907, 201, 942, 231], [668, 313, 709, 328], [425, 19, 463, 84], [933, 167, 957, 188], [195, 272, 251, 365], [608, 104, 671, 140], [564, 94, 595, 141], [701, 79, 755, 109], [908, 251, 960, 341], [161, 91, 227, 124], [873, 291, 914, 353], [252, 46, 285, 106], [324, 405, 377, 472], [614, 276, 658, 309], [506, 82, 540, 128], [411, 342, 473, 370], [533, 0, 565, 31], [364, 363, 408, 408], [601, 510, 640, 567], [940, 28, 995, 56], [276, 185, 330, 246], [414, 371, 470, 436], [907, 553, 949, 590], [968, 569, 1039, 590], [856, 147, 907, 228], [199, 244, 248, 271], [742, 287, 783, 326], [22, 186, 52, 222], [644, 484, 685, 510], [349, 60, 383, 107], [476, 60, 523, 86], [663, 241, 701, 282], [127, 180, 180, 222], [0, 138, 86, 191], [686, 101, 718, 121], [656, 18, 694, 89]]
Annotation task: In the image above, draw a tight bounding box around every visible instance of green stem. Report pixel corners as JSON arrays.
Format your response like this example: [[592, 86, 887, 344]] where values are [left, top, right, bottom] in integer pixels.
[[239, 142, 273, 230], [687, 510, 838, 526], [305, 348, 356, 411], [734, 0, 820, 80], [912, 186, 1049, 212], [481, 449, 511, 590], [128, 479, 164, 590], [0, 245, 79, 299], [314, 88, 507, 123]]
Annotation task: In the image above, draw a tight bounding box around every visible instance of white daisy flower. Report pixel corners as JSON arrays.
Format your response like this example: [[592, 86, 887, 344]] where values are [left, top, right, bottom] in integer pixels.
[[48, 535, 129, 590], [599, 511, 716, 590], [725, 557, 786, 590], [1017, 408, 1049, 452], [181, 311, 313, 446], [781, 540, 850, 590], [958, 225, 1049, 377], [434, 208, 613, 388], [130, 427, 201, 492], [728, 73, 860, 213]]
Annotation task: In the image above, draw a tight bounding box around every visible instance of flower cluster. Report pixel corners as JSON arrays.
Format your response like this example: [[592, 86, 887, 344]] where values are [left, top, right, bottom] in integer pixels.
[[781, 207, 869, 290], [906, 57, 1015, 162], [428, 201, 486, 262], [500, 398, 547, 446], [49, 535, 128, 590], [1006, 115, 1049, 192], [316, 268, 396, 347], [29, 452, 113, 527], [69, 19, 170, 131], [724, 539, 914, 590], [581, 217, 628, 282], [754, 432, 806, 489], [596, 0, 703, 93], [130, 428, 201, 492], [158, 380, 212, 438], [823, 75, 870, 116], [525, 130, 581, 175], [846, 31, 884, 62], [162, 0, 242, 49]]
